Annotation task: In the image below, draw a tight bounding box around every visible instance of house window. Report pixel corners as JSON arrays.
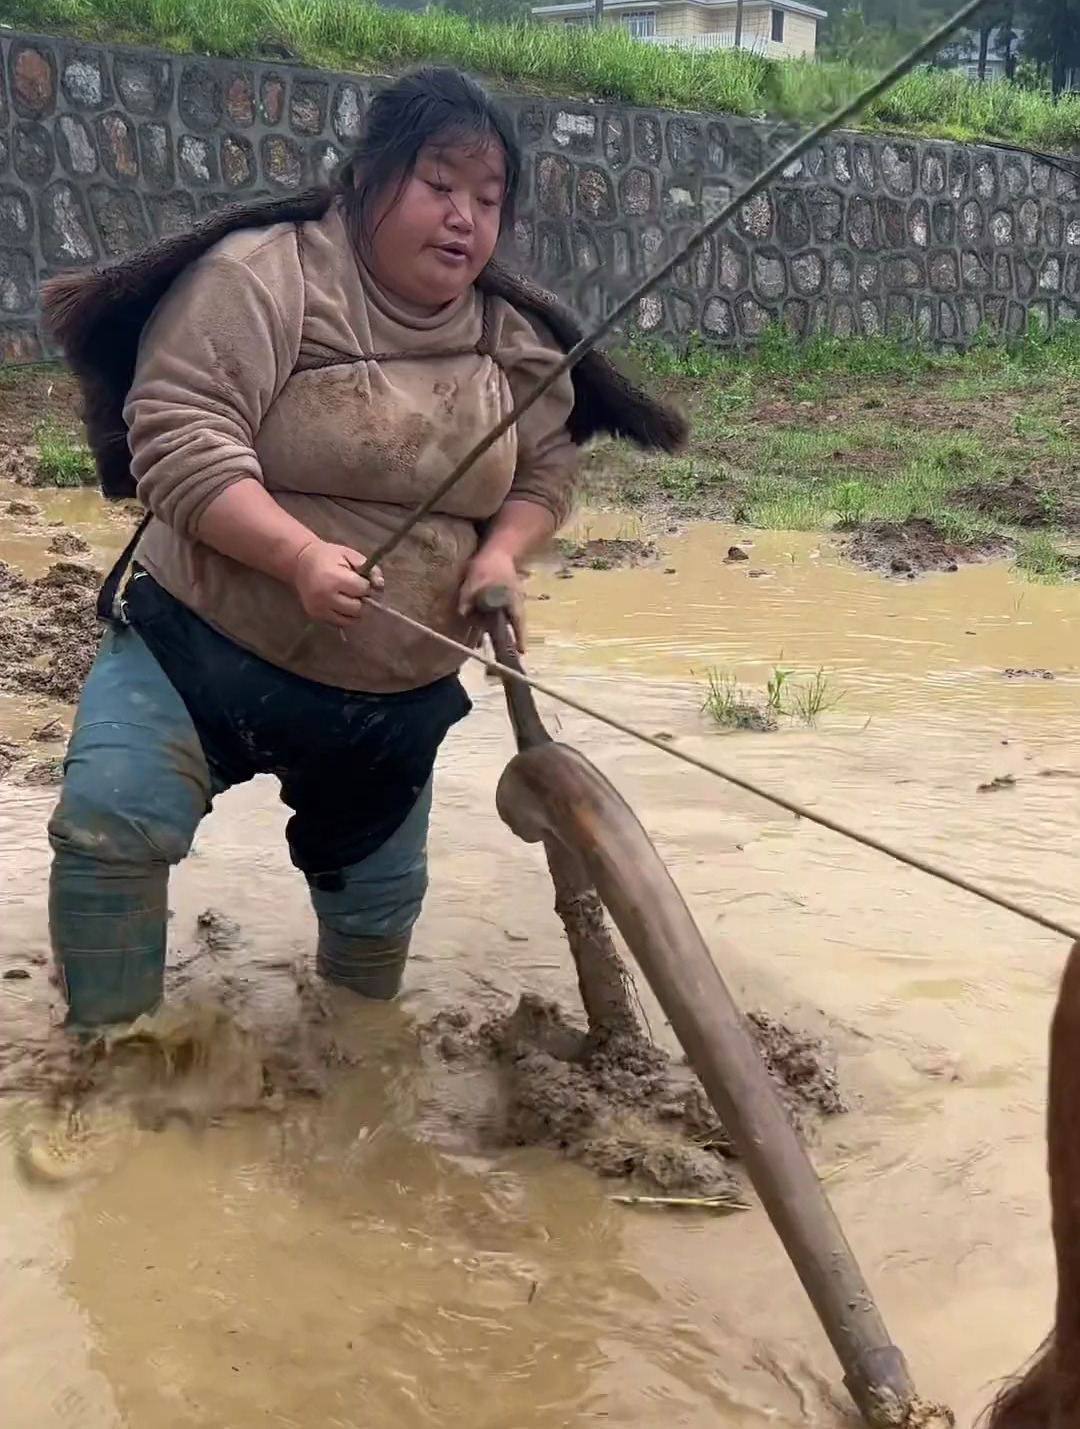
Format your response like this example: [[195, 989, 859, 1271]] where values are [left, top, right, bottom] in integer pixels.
[[622, 10, 657, 37], [564, 14, 589, 24], [771, 8, 785, 42]]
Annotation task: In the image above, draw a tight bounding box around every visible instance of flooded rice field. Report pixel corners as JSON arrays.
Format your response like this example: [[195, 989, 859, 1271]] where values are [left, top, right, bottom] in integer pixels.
[[2, 490, 1079, 1428]]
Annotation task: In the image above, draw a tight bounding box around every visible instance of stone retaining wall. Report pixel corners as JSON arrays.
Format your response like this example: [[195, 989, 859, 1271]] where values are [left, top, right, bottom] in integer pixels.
[[1, 29, 1079, 362]]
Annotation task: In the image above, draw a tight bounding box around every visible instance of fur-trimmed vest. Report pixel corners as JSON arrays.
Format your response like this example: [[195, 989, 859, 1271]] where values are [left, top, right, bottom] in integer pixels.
[[40, 188, 688, 500]]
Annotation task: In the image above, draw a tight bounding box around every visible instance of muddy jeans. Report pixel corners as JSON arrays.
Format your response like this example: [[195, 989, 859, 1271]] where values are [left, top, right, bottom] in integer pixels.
[[48, 569, 470, 1028]]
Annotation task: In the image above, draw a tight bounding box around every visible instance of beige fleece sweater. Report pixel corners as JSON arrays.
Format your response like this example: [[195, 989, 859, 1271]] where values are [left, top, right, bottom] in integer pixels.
[[123, 203, 579, 693]]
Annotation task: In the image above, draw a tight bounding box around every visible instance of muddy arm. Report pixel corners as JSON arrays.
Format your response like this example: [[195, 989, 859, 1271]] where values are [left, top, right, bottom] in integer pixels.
[[497, 740, 944, 1429]]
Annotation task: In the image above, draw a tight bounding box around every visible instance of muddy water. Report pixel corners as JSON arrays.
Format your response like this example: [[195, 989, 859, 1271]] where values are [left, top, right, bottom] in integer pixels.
[[2, 500, 1079, 1429]]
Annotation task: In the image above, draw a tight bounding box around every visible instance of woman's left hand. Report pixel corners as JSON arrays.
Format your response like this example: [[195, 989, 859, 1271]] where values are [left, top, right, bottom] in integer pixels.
[[458, 546, 526, 652]]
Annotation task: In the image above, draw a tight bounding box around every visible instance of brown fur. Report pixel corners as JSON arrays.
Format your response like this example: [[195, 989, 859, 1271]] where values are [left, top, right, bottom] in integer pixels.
[[40, 188, 688, 500], [982, 941, 1080, 1429]]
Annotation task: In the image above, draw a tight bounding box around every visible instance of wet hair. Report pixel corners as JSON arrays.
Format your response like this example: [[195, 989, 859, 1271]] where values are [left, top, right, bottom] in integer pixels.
[[339, 66, 521, 245]]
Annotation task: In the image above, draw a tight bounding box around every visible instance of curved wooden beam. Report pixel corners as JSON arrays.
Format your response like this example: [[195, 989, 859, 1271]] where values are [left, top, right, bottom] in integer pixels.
[[496, 739, 947, 1429]]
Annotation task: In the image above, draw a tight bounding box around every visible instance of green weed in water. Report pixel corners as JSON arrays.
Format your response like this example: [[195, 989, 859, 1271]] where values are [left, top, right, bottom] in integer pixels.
[[33, 423, 96, 488]]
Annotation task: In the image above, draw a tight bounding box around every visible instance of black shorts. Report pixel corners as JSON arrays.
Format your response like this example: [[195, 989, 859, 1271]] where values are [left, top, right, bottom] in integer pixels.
[[121, 567, 471, 876]]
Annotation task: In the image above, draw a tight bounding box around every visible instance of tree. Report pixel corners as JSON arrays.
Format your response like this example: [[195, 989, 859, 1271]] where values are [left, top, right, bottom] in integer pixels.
[[1021, 0, 1080, 94]]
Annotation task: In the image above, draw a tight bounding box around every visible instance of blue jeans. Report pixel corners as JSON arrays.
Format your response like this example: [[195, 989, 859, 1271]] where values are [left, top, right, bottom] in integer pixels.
[[49, 622, 441, 1027]]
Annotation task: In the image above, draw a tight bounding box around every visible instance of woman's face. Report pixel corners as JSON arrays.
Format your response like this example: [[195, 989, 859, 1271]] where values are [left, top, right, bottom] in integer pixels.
[[366, 137, 506, 312]]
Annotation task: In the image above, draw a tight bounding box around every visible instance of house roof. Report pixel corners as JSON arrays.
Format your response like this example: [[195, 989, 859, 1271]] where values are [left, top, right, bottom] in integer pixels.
[[531, 0, 828, 18]]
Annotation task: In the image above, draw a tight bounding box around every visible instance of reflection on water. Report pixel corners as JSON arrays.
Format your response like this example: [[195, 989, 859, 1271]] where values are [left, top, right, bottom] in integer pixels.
[[1, 501, 1078, 1429]]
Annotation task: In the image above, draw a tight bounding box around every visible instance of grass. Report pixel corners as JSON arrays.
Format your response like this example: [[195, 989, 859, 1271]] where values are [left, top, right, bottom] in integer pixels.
[[584, 319, 1080, 582], [702, 659, 842, 731], [32, 422, 96, 487], [7, 0, 1080, 150]]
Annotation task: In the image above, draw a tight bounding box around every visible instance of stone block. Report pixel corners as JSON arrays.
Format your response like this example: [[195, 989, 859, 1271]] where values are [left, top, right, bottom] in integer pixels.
[[222, 135, 255, 188], [701, 180, 732, 223], [61, 49, 110, 110], [291, 79, 328, 137], [853, 141, 876, 189], [0, 323, 42, 362], [960, 200, 983, 241], [717, 239, 748, 292], [262, 135, 306, 190], [333, 83, 364, 144], [571, 220, 600, 271], [857, 258, 880, 294], [973, 154, 997, 199], [881, 143, 915, 196], [663, 183, 698, 221], [114, 53, 172, 115], [602, 115, 628, 168], [706, 122, 728, 172], [831, 141, 851, 186], [737, 191, 773, 240], [57, 115, 98, 177], [908, 200, 929, 248], [1045, 204, 1063, 248], [879, 197, 906, 249], [0, 186, 34, 245], [179, 63, 223, 134], [736, 294, 769, 337], [139, 123, 174, 188], [948, 150, 970, 198], [783, 298, 809, 338], [808, 186, 842, 242], [552, 111, 596, 152], [859, 298, 882, 335], [884, 255, 923, 290], [261, 75, 286, 126], [88, 184, 149, 257], [702, 295, 734, 338], [1018, 199, 1040, 246], [39, 181, 97, 265], [931, 201, 955, 244], [576, 166, 615, 220], [13, 124, 54, 183], [847, 196, 876, 251], [671, 294, 696, 333], [633, 115, 662, 163], [97, 112, 139, 182], [990, 210, 1013, 246], [536, 153, 572, 218], [829, 252, 852, 293], [0, 248, 36, 314], [752, 248, 786, 300], [225, 72, 256, 128], [831, 300, 855, 337], [538, 220, 569, 275], [146, 191, 197, 238], [928, 250, 959, 292], [777, 191, 810, 247], [921, 149, 946, 194], [10, 44, 56, 119], [667, 118, 703, 169], [637, 292, 664, 331], [1002, 158, 1028, 198]]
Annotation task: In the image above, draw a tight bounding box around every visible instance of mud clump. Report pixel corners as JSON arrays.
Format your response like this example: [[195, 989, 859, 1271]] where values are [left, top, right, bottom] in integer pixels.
[[424, 994, 845, 1199], [553, 536, 660, 573], [841, 518, 1009, 577], [4, 499, 40, 519], [0, 557, 102, 703], [47, 530, 90, 557]]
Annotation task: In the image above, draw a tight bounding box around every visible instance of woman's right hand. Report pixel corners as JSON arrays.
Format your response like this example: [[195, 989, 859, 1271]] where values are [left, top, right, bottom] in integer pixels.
[[292, 540, 384, 628]]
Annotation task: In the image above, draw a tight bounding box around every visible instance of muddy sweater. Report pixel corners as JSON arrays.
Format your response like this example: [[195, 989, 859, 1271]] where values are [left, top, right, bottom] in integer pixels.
[[123, 203, 578, 693]]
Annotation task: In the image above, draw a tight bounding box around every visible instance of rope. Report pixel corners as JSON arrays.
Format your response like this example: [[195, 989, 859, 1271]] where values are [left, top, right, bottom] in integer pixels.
[[357, 0, 991, 581], [365, 595, 1080, 945]]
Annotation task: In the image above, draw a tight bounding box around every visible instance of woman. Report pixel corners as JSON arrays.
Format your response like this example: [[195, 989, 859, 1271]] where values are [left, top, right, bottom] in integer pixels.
[[42, 66, 684, 1030]]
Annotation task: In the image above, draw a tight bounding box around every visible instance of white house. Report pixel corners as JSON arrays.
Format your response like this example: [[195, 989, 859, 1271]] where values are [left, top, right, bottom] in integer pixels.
[[530, 0, 827, 59]]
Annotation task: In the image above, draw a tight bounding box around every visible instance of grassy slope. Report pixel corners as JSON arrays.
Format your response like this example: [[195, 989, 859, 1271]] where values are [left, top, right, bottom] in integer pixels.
[[6, 0, 1080, 151], [586, 324, 1080, 580]]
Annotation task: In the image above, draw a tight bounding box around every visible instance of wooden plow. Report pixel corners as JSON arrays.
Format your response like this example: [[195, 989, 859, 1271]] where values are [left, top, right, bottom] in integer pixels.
[[475, 589, 951, 1429]]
